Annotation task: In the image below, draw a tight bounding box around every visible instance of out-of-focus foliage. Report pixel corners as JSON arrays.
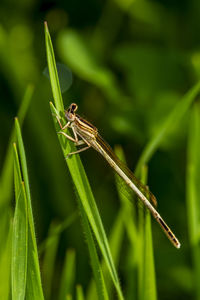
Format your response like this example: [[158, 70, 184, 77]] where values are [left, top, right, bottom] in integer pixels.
[[1, 0, 200, 299]]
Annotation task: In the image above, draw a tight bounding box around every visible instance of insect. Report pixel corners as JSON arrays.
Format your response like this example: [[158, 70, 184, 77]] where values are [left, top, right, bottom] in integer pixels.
[[56, 103, 181, 249]]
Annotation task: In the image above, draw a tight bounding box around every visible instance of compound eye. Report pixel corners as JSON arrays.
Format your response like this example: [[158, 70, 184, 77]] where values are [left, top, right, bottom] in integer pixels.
[[71, 103, 78, 112]]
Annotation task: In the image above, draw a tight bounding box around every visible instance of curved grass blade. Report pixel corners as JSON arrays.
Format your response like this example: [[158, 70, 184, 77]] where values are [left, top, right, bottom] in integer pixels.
[[45, 22, 124, 300], [12, 143, 28, 300], [15, 118, 44, 300], [135, 81, 200, 175], [186, 104, 200, 300]]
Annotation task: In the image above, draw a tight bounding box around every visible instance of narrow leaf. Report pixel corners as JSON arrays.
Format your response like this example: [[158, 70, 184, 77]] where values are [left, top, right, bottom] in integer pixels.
[[76, 285, 85, 300], [44, 22, 63, 113], [43, 222, 60, 300], [138, 166, 157, 300], [186, 103, 200, 300], [0, 86, 33, 300], [15, 118, 44, 300], [59, 249, 76, 300], [136, 81, 200, 175], [45, 22, 124, 300], [0, 84, 34, 208], [12, 144, 28, 300], [78, 200, 109, 300]]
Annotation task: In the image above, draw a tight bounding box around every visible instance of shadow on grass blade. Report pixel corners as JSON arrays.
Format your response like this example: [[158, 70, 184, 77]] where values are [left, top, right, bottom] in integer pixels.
[[14, 118, 44, 300]]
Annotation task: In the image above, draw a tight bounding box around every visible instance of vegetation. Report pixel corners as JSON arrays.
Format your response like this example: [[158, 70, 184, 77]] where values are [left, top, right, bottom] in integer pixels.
[[1, 1, 200, 299]]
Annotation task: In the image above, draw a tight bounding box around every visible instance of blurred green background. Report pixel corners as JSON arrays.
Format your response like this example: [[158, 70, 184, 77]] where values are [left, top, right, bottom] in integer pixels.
[[1, 0, 200, 299]]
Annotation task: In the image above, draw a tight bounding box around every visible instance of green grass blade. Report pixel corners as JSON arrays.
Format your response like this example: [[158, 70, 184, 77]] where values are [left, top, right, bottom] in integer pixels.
[[45, 22, 124, 300], [135, 81, 200, 175], [76, 285, 85, 300], [0, 85, 33, 300], [138, 166, 157, 300], [114, 146, 138, 299], [13, 142, 23, 190], [25, 226, 44, 300], [0, 84, 34, 208], [50, 100, 123, 300], [59, 249, 76, 300], [78, 200, 109, 300], [86, 210, 124, 300], [14, 118, 44, 300], [44, 21, 63, 113], [12, 144, 28, 300], [114, 146, 138, 246], [0, 217, 12, 300], [142, 210, 157, 300], [102, 212, 124, 297], [43, 221, 60, 300], [186, 104, 200, 300]]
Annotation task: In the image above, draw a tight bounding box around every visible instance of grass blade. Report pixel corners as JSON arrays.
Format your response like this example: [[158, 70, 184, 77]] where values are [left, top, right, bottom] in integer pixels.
[[0, 215, 12, 300], [86, 211, 124, 300], [76, 285, 85, 300], [0, 85, 34, 208], [78, 200, 109, 300], [114, 146, 137, 247], [43, 221, 60, 300], [44, 22, 63, 113], [114, 146, 157, 300], [12, 144, 28, 300], [45, 22, 124, 300], [142, 210, 157, 300], [135, 82, 200, 175], [15, 118, 44, 300], [114, 146, 138, 299], [59, 249, 76, 300], [138, 166, 157, 300], [186, 104, 200, 300], [0, 85, 33, 300]]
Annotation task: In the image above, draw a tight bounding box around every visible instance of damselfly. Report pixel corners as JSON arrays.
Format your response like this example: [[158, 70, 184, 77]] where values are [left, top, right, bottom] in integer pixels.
[[56, 103, 181, 249]]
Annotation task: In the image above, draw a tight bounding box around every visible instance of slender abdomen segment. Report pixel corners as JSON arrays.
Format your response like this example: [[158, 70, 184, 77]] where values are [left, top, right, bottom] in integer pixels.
[[154, 212, 180, 248]]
